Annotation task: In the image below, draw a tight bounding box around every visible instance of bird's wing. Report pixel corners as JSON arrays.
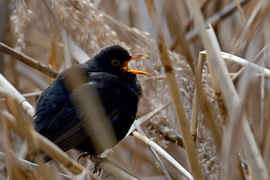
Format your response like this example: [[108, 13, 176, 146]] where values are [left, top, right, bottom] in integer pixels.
[[41, 72, 124, 154], [34, 64, 89, 133]]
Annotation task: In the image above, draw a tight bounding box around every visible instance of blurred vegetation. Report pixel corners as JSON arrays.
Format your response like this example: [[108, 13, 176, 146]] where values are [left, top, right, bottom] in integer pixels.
[[1, 0, 270, 179]]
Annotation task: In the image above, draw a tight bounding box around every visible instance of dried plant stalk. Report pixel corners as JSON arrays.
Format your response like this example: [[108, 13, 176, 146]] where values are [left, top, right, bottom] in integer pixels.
[[0, 42, 58, 78], [158, 30, 203, 179], [205, 27, 269, 179], [132, 131, 194, 180], [190, 52, 205, 138]]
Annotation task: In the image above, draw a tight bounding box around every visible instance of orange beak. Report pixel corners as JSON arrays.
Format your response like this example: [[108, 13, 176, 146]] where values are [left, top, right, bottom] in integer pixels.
[[123, 54, 151, 75]]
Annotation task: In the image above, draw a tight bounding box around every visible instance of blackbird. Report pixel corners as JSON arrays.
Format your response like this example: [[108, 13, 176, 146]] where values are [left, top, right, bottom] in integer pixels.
[[34, 45, 150, 162]]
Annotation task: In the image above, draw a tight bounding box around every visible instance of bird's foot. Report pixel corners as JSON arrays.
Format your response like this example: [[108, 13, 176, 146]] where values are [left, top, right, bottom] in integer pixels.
[[78, 153, 109, 176], [89, 155, 102, 176], [92, 162, 102, 176]]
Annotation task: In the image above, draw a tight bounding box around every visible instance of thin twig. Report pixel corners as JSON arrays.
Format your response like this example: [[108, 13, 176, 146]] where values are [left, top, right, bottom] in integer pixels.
[[0, 42, 58, 78], [230, 4, 261, 54], [235, 0, 245, 20], [127, 101, 172, 136]]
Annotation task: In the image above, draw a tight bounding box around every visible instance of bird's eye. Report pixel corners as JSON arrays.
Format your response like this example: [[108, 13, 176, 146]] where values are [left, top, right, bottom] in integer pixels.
[[111, 59, 120, 66]]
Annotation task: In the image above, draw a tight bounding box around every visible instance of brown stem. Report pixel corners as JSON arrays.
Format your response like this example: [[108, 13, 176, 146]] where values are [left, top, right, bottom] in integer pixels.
[[0, 42, 58, 78]]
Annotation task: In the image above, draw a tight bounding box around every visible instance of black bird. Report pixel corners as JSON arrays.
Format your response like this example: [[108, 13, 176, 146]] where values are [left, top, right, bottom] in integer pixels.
[[34, 45, 150, 162]]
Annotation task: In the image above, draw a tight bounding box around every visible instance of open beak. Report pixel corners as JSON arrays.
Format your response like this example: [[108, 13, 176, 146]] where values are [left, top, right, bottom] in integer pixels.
[[123, 54, 151, 75]]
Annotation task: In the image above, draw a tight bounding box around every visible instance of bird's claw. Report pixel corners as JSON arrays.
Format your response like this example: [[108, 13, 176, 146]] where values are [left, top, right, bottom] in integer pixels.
[[77, 153, 90, 162], [92, 162, 102, 176], [77, 154, 104, 176], [89, 155, 110, 177]]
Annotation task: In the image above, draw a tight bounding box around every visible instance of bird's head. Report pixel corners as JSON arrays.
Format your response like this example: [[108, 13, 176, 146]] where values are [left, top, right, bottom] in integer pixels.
[[93, 45, 151, 76]]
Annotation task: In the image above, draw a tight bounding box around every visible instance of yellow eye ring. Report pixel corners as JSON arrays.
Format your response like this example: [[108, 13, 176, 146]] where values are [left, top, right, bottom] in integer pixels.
[[111, 59, 120, 66]]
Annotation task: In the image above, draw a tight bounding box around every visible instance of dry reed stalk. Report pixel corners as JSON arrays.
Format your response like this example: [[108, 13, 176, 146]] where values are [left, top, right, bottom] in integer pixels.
[[235, 0, 245, 20], [185, 0, 249, 42], [0, 42, 58, 78], [230, 3, 261, 54], [132, 131, 194, 180], [206, 27, 268, 179], [218, 52, 270, 77], [183, 0, 267, 178], [127, 101, 172, 136], [0, 0, 9, 73], [259, 51, 266, 147], [0, 74, 35, 118], [232, 44, 269, 83], [167, 0, 223, 155], [158, 31, 204, 179], [190, 52, 205, 139]]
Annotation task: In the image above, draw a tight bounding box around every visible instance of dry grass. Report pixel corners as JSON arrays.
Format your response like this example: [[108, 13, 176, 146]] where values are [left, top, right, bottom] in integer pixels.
[[0, 0, 269, 179]]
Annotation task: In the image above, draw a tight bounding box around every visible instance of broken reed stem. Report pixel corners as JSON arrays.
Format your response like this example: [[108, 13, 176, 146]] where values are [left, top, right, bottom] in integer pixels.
[[158, 31, 203, 179], [132, 131, 194, 180], [0, 42, 58, 78], [220, 51, 270, 77], [190, 52, 205, 139], [2, 110, 85, 175], [127, 101, 172, 136], [232, 44, 269, 83], [0, 74, 35, 118]]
